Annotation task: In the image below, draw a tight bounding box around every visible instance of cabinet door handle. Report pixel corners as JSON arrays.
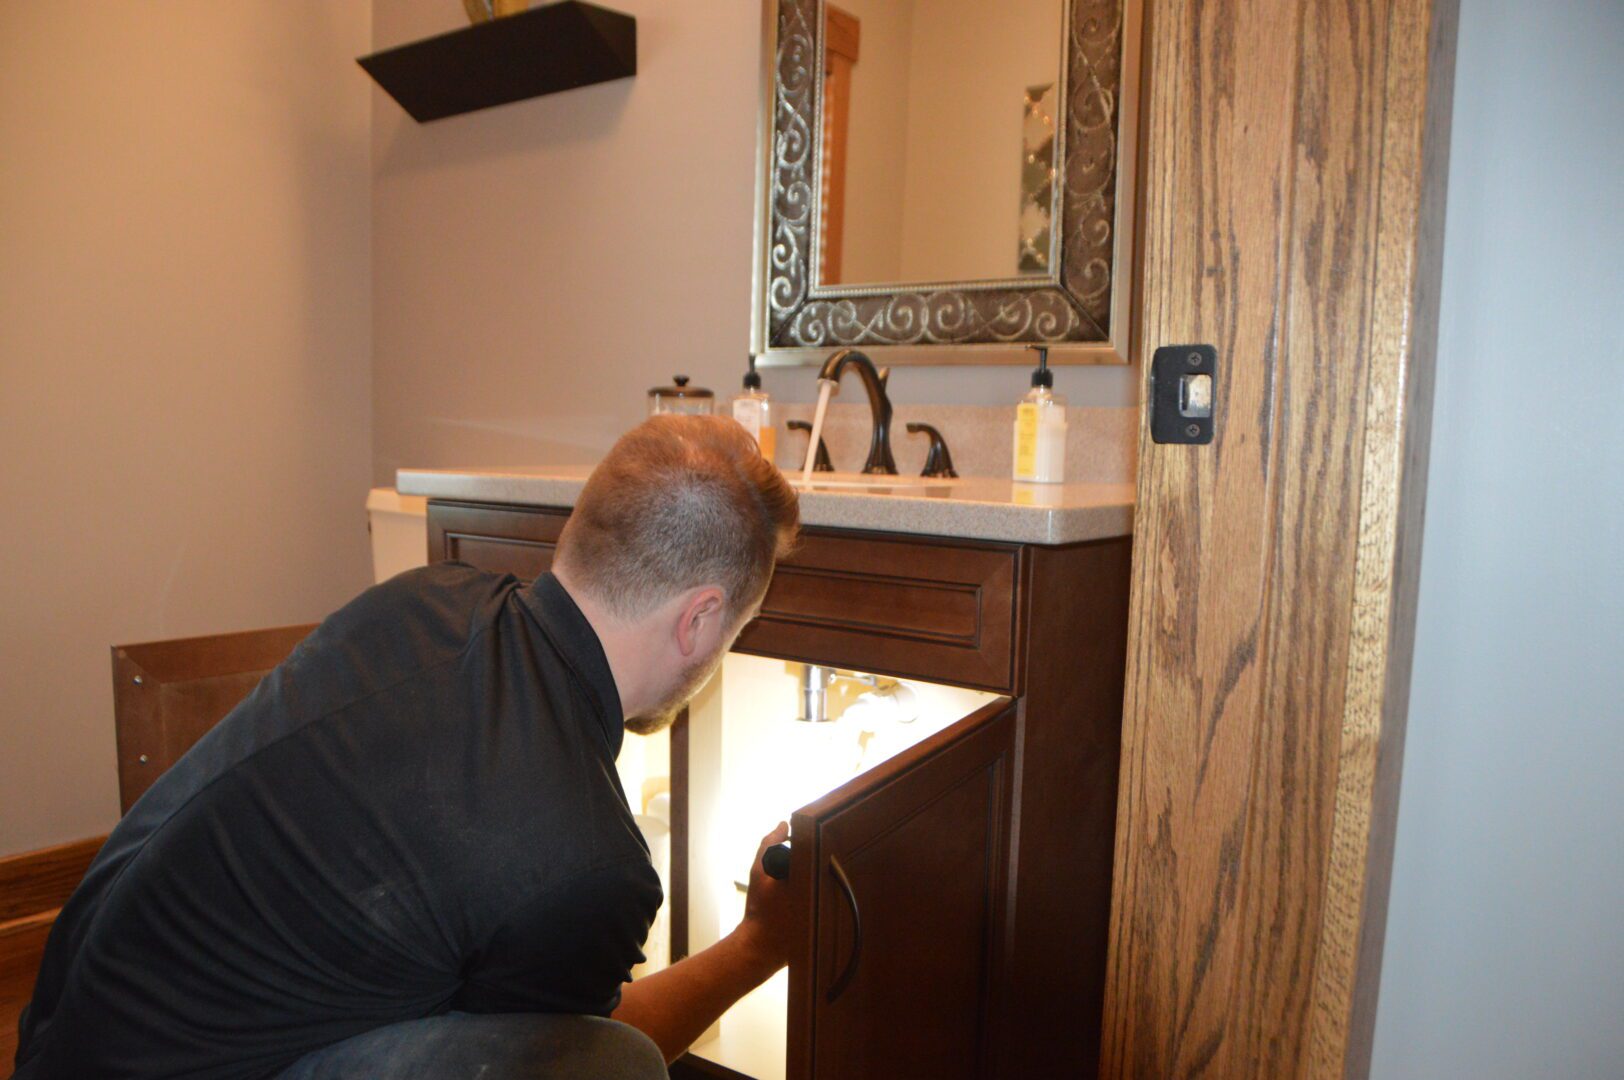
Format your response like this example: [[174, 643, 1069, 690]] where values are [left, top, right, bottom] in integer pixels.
[[826, 854, 863, 1004]]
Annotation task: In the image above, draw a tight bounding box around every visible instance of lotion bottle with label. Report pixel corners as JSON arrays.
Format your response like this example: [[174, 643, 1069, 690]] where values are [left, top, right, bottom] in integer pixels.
[[731, 356, 777, 461], [1013, 346, 1067, 483]]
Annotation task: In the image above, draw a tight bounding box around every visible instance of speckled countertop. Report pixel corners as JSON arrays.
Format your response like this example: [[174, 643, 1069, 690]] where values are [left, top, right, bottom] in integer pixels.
[[396, 465, 1134, 546]]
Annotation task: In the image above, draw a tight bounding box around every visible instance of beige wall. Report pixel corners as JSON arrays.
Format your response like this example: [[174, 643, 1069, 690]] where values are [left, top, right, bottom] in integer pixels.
[[896, 0, 1062, 282], [0, 2, 374, 853], [836, 0, 914, 284], [837, 0, 1063, 284], [371, 0, 1134, 487]]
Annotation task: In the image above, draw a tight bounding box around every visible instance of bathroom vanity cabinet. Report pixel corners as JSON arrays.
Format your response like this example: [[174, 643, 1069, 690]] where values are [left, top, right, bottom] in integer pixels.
[[424, 499, 1130, 1080]]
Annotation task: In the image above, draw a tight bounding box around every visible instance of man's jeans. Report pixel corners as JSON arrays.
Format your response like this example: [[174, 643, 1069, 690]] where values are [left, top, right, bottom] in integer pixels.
[[276, 1012, 668, 1080]]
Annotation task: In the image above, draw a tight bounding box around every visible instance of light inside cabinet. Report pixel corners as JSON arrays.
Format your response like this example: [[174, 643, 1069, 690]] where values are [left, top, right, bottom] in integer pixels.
[[619, 653, 1000, 1079]]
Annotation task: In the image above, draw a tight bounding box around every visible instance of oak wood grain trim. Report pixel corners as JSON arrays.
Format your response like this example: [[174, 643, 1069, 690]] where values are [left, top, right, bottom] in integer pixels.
[[1102, 0, 1457, 1076], [824, 4, 859, 61], [1306, 2, 1458, 1075], [818, 5, 857, 283], [0, 837, 104, 925]]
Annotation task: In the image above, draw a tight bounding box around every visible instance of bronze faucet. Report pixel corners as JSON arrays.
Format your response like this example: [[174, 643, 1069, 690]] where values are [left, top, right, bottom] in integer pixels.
[[787, 420, 835, 471], [816, 348, 897, 475]]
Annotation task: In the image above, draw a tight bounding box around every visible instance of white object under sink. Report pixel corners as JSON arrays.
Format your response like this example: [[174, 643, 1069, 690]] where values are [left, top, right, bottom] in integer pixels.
[[366, 488, 428, 582]]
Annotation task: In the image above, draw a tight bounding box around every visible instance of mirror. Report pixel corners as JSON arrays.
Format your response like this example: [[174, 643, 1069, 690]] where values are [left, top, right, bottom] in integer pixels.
[[753, 0, 1141, 362], [821, 0, 1064, 287]]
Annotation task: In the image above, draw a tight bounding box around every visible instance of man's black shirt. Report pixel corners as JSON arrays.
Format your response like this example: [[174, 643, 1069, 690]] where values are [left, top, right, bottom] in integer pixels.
[[14, 566, 662, 1080]]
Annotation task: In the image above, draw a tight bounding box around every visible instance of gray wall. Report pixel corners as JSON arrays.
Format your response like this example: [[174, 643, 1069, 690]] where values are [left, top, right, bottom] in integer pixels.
[[0, 1, 375, 854], [1369, 1, 1624, 1076]]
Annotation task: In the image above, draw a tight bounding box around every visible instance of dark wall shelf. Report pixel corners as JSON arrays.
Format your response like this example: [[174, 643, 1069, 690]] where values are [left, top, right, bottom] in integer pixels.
[[358, 1, 636, 123]]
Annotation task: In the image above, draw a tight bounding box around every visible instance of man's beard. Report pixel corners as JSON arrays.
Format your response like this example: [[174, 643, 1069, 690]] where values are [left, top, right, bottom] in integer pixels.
[[624, 648, 726, 736]]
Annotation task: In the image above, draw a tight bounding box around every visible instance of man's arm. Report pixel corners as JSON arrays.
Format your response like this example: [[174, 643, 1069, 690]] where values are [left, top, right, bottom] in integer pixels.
[[613, 822, 795, 1064]]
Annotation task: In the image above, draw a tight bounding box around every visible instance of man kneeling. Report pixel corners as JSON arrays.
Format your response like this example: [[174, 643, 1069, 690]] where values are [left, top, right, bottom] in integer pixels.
[[14, 416, 800, 1079]]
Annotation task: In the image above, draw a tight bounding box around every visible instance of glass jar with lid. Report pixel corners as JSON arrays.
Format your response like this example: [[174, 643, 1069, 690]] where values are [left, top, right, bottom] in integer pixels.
[[647, 375, 714, 417]]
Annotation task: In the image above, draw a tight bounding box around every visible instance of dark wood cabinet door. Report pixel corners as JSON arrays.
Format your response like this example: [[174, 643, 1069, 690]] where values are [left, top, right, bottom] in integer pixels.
[[112, 625, 316, 813], [786, 698, 1016, 1080]]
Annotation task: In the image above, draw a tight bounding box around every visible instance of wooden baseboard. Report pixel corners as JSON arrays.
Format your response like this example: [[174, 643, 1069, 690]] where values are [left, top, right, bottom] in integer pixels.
[[0, 911, 56, 983], [0, 836, 105, 925], [0, 833, 106, 1072]]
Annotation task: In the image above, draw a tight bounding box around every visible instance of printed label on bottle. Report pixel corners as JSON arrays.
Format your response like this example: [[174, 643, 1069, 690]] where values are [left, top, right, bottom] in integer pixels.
[[733, 398, 774, 458], [733, 398, 761, 435], [1014, 403, 1039, 479]]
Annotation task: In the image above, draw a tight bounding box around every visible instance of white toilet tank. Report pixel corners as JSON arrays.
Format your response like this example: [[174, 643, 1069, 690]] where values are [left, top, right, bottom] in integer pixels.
[[366, 488, 428, 583]]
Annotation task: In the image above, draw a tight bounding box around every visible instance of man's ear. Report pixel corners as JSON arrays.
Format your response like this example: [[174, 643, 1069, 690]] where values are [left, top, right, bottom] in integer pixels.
[[674, 586, 726, 657]]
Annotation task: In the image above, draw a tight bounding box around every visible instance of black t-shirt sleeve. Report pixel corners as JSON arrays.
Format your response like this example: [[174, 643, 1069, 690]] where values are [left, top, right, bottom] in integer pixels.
[[455, 857, 663, 1018]]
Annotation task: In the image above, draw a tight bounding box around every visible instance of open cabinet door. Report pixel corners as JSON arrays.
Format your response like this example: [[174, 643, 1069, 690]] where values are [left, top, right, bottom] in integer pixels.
[[786, 698, 1014, 1080], [1104, 0, 1458, 1076]]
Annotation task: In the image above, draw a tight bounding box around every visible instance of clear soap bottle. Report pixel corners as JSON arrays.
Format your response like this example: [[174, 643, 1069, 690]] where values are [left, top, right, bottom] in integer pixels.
[[731, 357, 777, 461], [1013, 346, 1067, 483]]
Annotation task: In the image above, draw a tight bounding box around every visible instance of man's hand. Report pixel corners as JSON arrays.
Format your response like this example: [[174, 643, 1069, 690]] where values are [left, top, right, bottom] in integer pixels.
[[611, 823, 799, 1063], [734, 822, 794, 979]]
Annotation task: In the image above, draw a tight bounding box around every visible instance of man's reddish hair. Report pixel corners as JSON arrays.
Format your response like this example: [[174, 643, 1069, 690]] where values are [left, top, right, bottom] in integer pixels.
[[555, 415, 800, 623]]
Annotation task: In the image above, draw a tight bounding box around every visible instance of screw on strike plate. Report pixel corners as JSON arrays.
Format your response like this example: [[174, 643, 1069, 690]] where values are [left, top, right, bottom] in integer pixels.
[[1188, 352, 1202, 367], [1185, 423, 1202, 438]]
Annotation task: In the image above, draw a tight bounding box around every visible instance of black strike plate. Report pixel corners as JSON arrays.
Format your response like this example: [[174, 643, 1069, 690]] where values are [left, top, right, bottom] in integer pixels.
[[1151, 344, 1217, 444]]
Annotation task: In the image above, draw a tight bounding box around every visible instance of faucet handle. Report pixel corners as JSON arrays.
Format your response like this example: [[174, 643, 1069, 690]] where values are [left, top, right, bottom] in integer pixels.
[[905, 422, 958, 479], [787, 420, 835, 471]]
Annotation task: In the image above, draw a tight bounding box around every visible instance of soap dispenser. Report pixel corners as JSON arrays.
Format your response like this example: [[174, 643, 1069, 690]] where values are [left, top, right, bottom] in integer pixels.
[[1013, 346, 1067, 483], [730, 356, 776, 460]]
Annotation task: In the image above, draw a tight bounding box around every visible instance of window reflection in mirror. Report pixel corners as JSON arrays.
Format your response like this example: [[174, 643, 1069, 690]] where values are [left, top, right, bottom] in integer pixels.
[[817, 0, 1065, 288]]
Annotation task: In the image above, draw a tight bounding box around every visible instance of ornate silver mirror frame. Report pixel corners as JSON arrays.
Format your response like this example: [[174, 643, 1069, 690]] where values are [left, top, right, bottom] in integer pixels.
[[751, 0, 1143, 365]]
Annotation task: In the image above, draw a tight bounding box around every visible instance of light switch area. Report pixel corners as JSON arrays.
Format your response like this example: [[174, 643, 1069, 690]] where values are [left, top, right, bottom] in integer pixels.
[[1180, 373, 1213, 417]]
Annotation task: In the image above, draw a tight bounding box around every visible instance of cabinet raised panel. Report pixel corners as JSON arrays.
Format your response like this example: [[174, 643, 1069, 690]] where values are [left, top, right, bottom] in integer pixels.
[[737, 533, 1017, 693], [788, 699, 1014, 1080], [426, 501, 566, 580]]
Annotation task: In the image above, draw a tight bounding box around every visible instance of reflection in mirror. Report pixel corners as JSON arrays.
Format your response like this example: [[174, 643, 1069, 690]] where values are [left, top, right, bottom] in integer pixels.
[[818, 0, 1064, 287], [755, 0, 1138, 358]]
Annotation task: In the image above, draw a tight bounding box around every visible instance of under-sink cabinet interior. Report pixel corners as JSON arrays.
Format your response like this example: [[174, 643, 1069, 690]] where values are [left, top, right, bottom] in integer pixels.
[[620, 655, 1007, 1080], [425, 500, 1131, 1080]]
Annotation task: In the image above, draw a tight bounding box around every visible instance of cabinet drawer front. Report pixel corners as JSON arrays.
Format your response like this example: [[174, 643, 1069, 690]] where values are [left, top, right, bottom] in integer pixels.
[[426, 506, 1019, 691], [735, 531, 1019, 692], [426, 502, 569, 580]]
